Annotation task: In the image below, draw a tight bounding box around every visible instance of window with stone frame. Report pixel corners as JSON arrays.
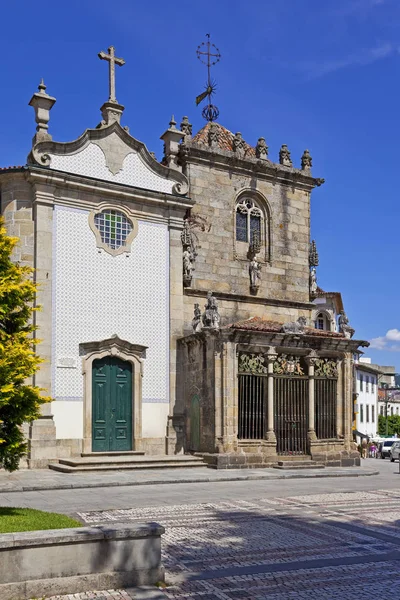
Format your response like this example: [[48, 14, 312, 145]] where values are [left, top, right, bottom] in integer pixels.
[[315, 313, 329, 330], [94, 209, 133, 250], [380, 405, 384, 416], [372, 405, 375, 423], [366, 376, 370, 393], [360, 374, 364, 392], [234, 195, 270, 262], [366, 404, 370, 423], [360, 404, 364, 423]]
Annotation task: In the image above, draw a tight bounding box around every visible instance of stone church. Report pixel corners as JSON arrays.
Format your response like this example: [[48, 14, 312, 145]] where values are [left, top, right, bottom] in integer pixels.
[[0, 45, 367, 470]]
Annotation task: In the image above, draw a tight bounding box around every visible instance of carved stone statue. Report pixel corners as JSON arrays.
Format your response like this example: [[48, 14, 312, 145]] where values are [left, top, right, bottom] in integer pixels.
[[309, 267, 317, 297], [256, 137, 268, 160], [232, 132, 245, 157], [183, 247, 195, 286], [181, 220, 196, 287], [180, 116, 192, 139], [279, 144, 293, 167], [338, 310, 355, 339], [249, 256, 261, 292], [282, 316, 307, 334], [208, 123, 220, 148], [301, 149, 312, 171], [202, 292, 220, 329], [192, 303, 202, 333]]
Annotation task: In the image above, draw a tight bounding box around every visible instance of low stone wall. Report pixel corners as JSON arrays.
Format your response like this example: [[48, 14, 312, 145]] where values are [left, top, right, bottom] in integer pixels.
[[0, 522, 164, 600]]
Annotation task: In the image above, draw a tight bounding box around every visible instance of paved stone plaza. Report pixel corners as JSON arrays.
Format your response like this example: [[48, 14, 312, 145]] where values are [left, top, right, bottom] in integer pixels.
[[6, 460, 397, 599]]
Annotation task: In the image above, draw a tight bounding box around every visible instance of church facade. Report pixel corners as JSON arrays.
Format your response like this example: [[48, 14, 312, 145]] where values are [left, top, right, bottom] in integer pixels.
[[0, 47, 367, 468]]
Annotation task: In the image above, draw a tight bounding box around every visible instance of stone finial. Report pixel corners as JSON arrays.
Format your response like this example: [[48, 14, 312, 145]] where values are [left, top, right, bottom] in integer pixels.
[[180, 116, 192, 139], [301, 149, 312, 171], [256, 137, 268, 160], [208, 122, 220, 148], [309, 239, 319, 267], [160, 115, 184, 171], [279, 144, 292, 167], [28, 79, 56, 145], [232, 132, 245, 157]]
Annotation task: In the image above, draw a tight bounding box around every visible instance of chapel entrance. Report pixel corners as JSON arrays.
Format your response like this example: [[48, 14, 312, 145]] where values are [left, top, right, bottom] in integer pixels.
[[92, 356, 133, 452], [274, 377, 309, 455]]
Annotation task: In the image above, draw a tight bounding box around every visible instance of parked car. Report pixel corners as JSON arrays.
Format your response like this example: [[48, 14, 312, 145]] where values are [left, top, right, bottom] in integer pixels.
[[390, 441, 400, 462], [378, 439, 399, 459]]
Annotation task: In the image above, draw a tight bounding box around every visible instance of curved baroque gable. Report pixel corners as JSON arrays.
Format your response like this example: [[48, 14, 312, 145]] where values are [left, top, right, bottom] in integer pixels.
[[28, 122, 188, 196]]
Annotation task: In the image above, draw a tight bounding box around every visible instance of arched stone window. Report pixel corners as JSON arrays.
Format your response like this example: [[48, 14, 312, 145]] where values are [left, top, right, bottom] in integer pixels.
[[315, 313, 327, 330], [234, 192, 271, 262]]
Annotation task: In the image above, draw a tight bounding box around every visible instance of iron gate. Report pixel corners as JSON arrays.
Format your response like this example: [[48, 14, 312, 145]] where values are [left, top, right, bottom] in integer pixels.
[[274, 377, 309, 455], [315, 378, 337, 439], [238, 374, 267, 439]]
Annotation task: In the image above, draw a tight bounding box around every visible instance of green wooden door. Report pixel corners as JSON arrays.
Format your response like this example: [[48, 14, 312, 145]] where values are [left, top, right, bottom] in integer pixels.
[[92, 357, 133, 452]]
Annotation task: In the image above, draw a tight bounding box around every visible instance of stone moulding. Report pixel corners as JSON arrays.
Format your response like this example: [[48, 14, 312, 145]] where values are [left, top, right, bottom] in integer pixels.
[[0, 522, 165, 599], [27, 120, 189, 196], [179, 142, 325, 192]]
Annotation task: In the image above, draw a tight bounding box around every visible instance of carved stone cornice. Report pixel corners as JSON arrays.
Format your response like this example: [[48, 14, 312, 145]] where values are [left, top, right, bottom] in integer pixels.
[[179, 142, 324, 192], [28, 120, 189, 196]]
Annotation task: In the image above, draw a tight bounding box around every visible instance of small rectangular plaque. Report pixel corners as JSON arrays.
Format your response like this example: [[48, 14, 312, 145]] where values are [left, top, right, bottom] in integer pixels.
[[57, 357, 78, 369]]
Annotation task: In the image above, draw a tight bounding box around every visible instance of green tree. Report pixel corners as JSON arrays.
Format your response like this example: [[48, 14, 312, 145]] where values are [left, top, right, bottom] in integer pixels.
[[0, 218, 50, 471], [377, 414, 400, 437]]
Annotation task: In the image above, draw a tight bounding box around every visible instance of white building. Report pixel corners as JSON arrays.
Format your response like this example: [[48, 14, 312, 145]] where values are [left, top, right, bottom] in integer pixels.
[[354, 358, 381, 439]]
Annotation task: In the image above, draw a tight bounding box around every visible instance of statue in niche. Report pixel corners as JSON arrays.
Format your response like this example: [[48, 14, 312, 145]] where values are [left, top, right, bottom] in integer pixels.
[[249, 256, 261, 293], [202, 291, 220, 329], [183, 246, 195, 286], [338, 310, 355, 339], [310, 267, 317, 297], [192, 303, 202, 333], [181, 219, 196, 287]]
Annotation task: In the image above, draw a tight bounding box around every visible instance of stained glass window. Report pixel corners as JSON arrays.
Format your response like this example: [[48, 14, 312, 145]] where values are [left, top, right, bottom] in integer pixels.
[[250, 214, 261, 244], [94, 209, 133, 250], [236, 210, 247, 241]]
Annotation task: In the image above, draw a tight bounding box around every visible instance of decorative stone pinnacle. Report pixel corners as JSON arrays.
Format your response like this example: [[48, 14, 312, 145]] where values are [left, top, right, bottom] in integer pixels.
[[301, 149, 312, 171], [256, 137, 268, 160], [180, 116, 192, 138], [160, 118, 184, 171], [279, 144, 292, 167], [28, 80, 56, 145]]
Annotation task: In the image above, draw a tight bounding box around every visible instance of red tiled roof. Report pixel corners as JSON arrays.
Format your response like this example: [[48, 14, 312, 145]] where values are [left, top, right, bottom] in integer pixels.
[[0, 165, 24, 171], [228, 316, 345, 338], [192, 122, 256, 156]]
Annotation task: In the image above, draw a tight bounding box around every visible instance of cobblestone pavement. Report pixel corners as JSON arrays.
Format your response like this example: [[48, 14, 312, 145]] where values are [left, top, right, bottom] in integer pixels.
[[45, 486, 400, 599]]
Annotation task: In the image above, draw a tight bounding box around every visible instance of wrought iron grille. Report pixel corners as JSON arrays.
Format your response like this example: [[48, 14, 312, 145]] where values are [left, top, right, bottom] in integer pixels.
[[315, 378, 337, 439], [274, 377, 309, 455], [238, 374, 266, 439]]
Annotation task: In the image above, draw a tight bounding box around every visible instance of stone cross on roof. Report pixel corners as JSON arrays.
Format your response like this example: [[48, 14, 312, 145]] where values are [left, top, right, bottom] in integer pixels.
[[98, 45, 125, 104]]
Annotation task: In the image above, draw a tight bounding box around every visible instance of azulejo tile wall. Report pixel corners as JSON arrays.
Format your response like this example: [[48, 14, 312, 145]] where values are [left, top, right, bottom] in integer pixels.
[[49, 143, 174, 193], [52, 205, 169, 439]]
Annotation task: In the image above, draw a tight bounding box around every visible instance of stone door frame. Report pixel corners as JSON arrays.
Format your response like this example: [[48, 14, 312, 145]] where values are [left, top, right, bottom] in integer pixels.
[[80, 335, 147, 454]]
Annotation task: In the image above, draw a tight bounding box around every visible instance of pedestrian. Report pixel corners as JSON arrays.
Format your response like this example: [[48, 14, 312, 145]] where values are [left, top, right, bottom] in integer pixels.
[[369, 443, 376, 458], [361, 438, 368, 459]]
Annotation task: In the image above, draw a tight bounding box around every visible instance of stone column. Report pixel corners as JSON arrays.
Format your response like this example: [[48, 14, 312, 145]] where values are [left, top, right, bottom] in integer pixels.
[[265, 348, 277, 443], [166, 212, 185, 455], [305, 353, 318, 443]]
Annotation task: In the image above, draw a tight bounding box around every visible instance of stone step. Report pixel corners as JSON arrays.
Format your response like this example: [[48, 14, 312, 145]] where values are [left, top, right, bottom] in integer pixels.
[[81, 451, 145, 457], [49, 460, 207, 473], [59, 454, 204, 467], [273, 461, 325, 470]]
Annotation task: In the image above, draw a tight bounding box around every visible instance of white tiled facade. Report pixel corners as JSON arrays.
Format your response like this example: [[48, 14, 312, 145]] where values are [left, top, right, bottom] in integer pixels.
[[355, 364, 378, 438], [49, 142, 174, 193], [52, 205, 169, 440]]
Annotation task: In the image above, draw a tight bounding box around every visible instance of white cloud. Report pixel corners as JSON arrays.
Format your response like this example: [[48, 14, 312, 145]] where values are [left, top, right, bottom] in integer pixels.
[[369, 329, 400, 351], [302, 43, 395, 79]]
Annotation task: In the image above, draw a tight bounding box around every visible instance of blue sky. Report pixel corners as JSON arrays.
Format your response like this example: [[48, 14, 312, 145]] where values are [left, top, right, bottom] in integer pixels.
[[1, 0, 399, 368]]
